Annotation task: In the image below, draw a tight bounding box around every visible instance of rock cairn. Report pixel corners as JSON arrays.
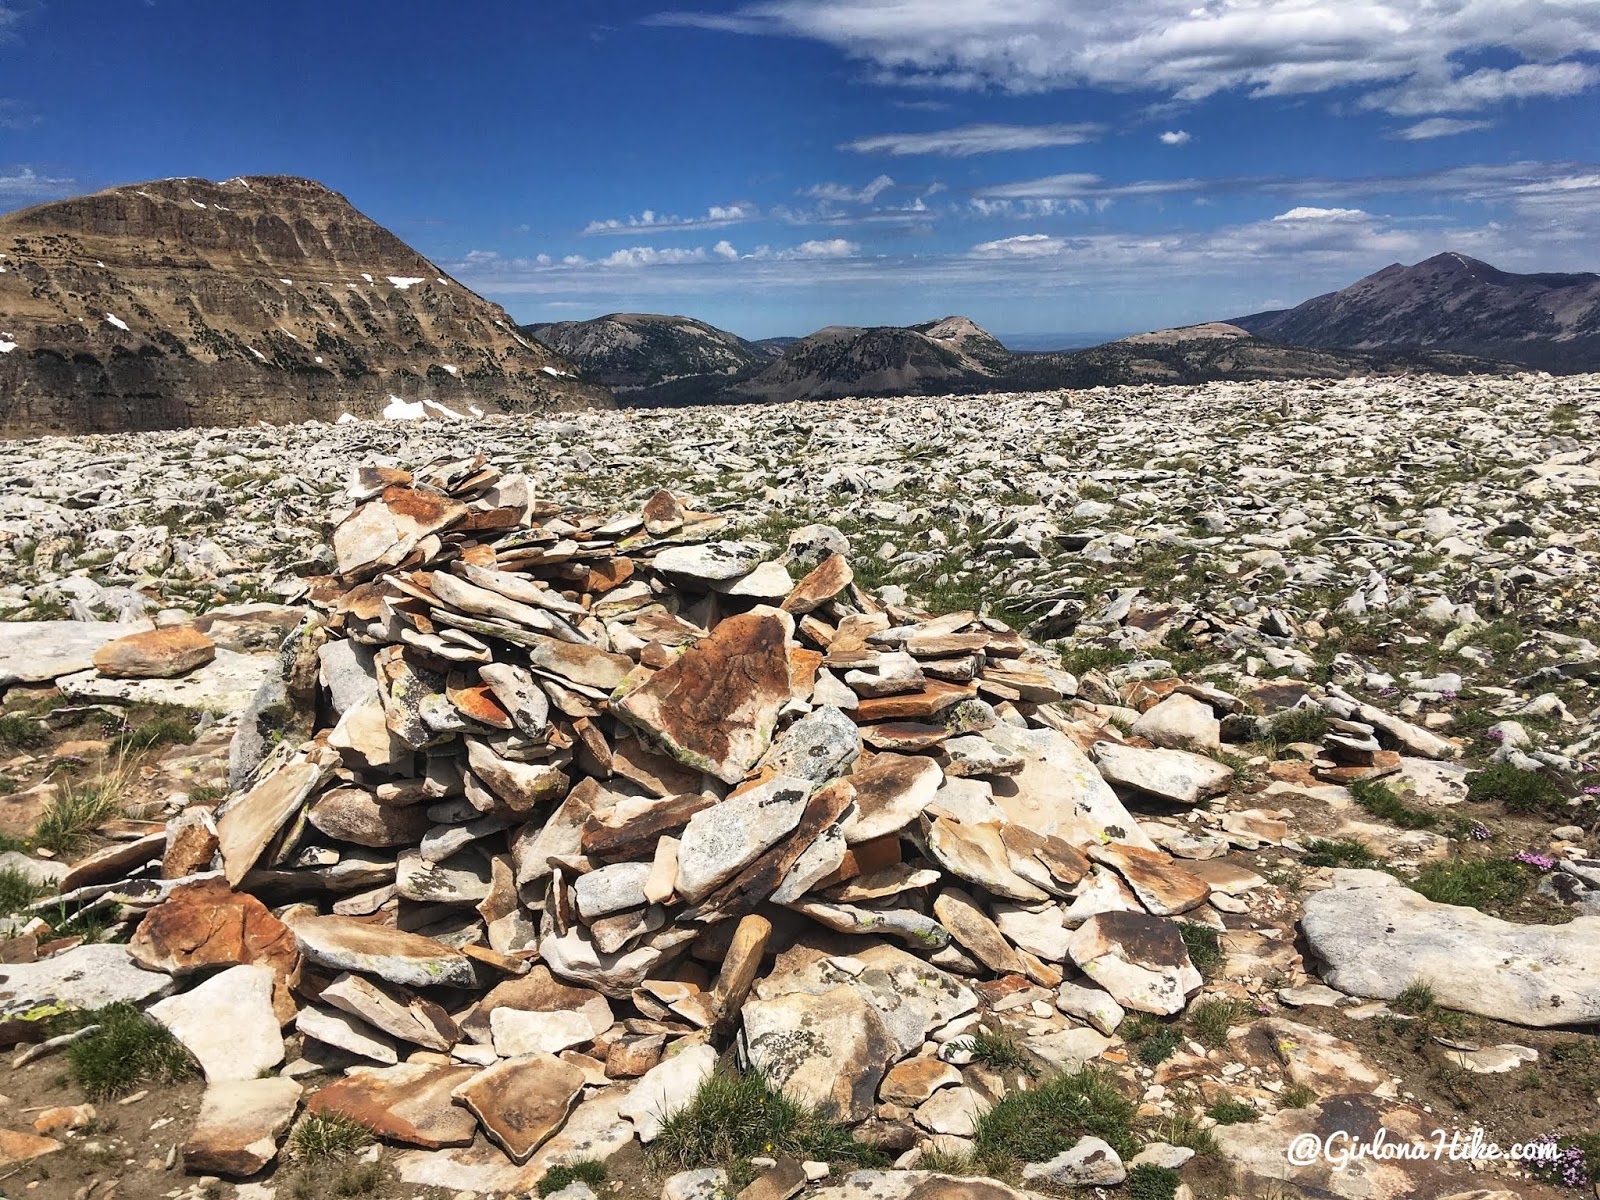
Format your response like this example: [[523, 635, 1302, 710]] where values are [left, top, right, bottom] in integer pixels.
[[17, 453, 1518, 1190]]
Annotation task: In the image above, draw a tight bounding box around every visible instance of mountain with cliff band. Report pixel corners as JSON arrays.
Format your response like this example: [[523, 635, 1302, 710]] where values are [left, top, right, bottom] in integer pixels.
[[0, 175, 610, 436]]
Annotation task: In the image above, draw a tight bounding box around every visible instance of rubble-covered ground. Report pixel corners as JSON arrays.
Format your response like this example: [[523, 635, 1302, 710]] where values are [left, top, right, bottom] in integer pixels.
[[0, 372, 1597, 1200]]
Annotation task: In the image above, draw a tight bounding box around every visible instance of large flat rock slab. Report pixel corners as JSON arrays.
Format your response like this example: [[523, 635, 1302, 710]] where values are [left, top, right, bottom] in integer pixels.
[[58, 647, 277, 715], [1301, 870, 1600, 1026], [0, 619, 154, 686], [0, 943, 175, 1019]]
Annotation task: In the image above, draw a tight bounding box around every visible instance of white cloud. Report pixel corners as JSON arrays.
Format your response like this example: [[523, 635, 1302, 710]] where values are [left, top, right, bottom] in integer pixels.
[[0, 166, 76, 200], [459, 237, 859, 274], [974, 173, 1202, 209], [967, 160, 1600, 217], [597, 246, 710, 267], [582, 202, 759, 235], [785, 238, 859, 258], [1159, 130, 1191, 145], [452, 198, 1600, 325], [970, 234, 1069, 258], [1390, 117, 1495, 140], [1371, 61, 1600, 115], [650, 1, 1600, 115], [801, 174, 896, 203], [1272, 207, 1370, 222], [843, 121, 1103, 156]]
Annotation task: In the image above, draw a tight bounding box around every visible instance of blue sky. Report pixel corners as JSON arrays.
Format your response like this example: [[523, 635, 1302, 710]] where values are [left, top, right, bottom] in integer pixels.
[[1, 1, 1597, 339]]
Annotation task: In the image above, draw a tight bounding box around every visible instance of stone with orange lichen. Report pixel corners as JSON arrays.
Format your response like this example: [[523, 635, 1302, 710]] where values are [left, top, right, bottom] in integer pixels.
[[92, 625, 215, 678], [782, 552, 853, 614], [616, 611, 792, 784]]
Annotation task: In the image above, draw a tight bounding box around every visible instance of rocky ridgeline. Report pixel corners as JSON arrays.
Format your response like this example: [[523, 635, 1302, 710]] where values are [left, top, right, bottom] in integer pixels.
[[0, 376, 1595, 1200]]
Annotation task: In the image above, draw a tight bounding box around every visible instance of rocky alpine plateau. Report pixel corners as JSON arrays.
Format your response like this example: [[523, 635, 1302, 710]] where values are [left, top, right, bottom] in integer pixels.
[[0, 369, 1596, 1200]]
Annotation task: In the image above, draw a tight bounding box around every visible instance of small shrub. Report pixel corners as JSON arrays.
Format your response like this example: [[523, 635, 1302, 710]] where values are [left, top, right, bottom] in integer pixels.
[[1205, 1097, 1259, 1125], [1466, 763, 1566, 815], [1280, 1083, 1316, 1109], [1301, 838, 1382, 869], [1178, 923, 1223, 978], [1187, 998, 1251, 1049], [0, 865, 53, 914], [973, 1068, 1138, 1168], [538, 1160, 607, 1196], [651, 1068, 880, 1175], [1127, 1163, 1182, 1200], [67, 1003, 196, 1098], [290, 1111, 374, 1162], [1350, 779, 1438, 830]]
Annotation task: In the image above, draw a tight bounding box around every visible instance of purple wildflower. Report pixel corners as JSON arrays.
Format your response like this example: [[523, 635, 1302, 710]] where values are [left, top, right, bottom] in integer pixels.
[[1469, 823, 1491, 841], [1486, 728, 1505, 741], [1512, 851, 1558, 871]]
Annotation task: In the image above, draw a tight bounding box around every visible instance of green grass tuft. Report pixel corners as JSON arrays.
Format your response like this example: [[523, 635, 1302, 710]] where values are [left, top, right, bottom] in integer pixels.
[[0, 712, 50, 752], [1178, 922, 1223, 978], [1187, 997, 1251, 1049], [1136, 1025, 1184, 1066], [538, 1160, 607, 1196], [1393, 980, 1436, 1015], [290, 1111, 374, 1162], [109, 713, 197, 756], [973, 1067, 1139, 1168], [1350, 778, 1439, 830], [1205, 1097, 1259, 1125], [1301, 838, 1382, 869], [1268, 706, 1329, 745], [1280, 1083, 1317, 1109], [66, 1002, 197, 1099], [1127, 1163, 1183, 1200], [651, 1067, 881, 1177], [1465, 763, 1566, 816], [33, 770, 128, 854], [961, 1027, 1035, 1074], [0, 865, 54, 915], [1411, 857, 1533, 912]]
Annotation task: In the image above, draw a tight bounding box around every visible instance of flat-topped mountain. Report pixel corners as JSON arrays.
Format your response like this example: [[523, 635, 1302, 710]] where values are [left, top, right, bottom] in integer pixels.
[[0, 175, 609, 435], [1232, 252, 1600, 371]]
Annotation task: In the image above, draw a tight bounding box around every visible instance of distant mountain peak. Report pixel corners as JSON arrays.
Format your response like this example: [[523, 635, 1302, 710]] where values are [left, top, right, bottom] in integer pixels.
[[1231, 252, 1600, 371]]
